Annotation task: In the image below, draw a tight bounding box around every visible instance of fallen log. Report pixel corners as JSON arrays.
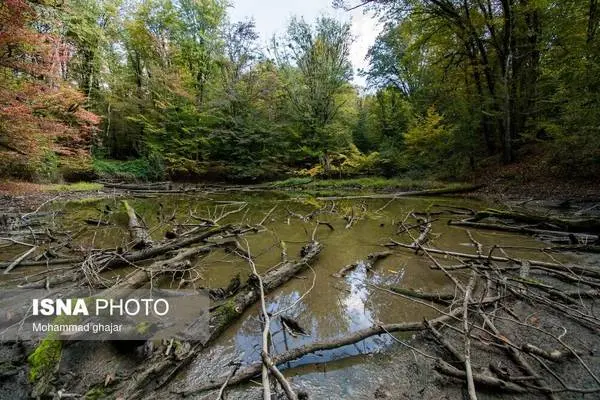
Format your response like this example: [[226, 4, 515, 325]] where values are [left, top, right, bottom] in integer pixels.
[[387, 241, 600, 279], [448, 220, 598, 242], [102, 224, 232, 270], [105, 243, 217, 294], [434, 359, 526, 393], [3, 246, 37, 274], [123, 200, 153, 250], [332, 251, 392, 278], [388, 287, 454, 305], [194, 240, 322, 341], [316, 185, 484, 201], [0, 257, 84, 269], [177, 297, 501, 396], [550, 245, 600, 253], [102, 182, 171, 191], [468, 209, 600, 234], [116, 240, 322, 399], [14, 226, 232, 289]]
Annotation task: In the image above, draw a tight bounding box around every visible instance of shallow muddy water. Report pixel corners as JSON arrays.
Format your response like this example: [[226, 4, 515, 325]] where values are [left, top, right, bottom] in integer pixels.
[[0, 190, 582, 398]]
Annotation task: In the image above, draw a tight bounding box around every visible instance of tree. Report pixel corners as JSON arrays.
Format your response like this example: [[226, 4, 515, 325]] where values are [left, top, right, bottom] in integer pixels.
[[0, 0, 99, 180], [272, 16, 354, 167]]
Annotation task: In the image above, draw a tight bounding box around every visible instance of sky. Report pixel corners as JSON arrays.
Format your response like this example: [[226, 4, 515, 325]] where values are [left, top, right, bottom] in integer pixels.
[[228, 0, 381, 87]]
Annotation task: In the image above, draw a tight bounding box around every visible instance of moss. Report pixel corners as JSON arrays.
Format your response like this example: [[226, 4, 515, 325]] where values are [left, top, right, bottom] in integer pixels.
[[43, 182, 104, 192], [65, 196, 106, 205], [84, 387, 106, 400], [215, 299, 240, 324], [27, 339, 62, 383], [136, 321, 151, 335]]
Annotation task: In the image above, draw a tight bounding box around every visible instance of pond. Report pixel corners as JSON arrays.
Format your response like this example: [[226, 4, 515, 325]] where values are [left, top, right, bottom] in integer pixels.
[[0, 189, 580, 399]]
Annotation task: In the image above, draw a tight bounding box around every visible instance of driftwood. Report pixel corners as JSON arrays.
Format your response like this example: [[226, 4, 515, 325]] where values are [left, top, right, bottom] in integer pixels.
[[204, 240, 322, 341], [178, 298, 500, 396], [102, 224, 232, 270], [316, 185, 484, 201], [387, 241, 600, 279], [123, 200, 153, 249], [261, 351, 299, 400], [108, 243, 217, 293], [116, 241, 322, 399], [434, 359, 526, 393], [479, 313, 559, 400], [332, 251, 392, 277], [550, 245, 600, 253], [468, 209, 600, 234], [0, 257, 81, 269], [448, 220, 599, 242], [3, 245, 37, 274], [388, 287, 454, 305], [411, 221, 431, 247], [102, 182, 171, 191], [10, 226, 232, 289]]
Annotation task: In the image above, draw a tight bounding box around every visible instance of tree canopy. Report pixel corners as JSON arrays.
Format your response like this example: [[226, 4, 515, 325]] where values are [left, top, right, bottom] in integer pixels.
[[1, 0, 599, 181]]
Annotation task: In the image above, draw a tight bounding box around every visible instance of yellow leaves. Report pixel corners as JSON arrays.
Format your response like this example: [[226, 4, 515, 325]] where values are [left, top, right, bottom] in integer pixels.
[[404, 105, 451, 159]]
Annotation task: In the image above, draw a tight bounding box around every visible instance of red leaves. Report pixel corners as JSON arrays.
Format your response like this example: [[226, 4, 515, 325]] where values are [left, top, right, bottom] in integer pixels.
[[0, 0, 99, 176]]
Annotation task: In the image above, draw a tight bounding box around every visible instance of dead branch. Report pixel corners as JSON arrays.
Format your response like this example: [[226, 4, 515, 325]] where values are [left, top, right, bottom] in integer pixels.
[[521, 344, 578, 363], [3, 245, 37, 274], [316, 185, 484, 201], [179, 304, 488, 395], [387, 241, 600, 279], [424, 320, 464, 363], [463, 272, 478, 400], [448, 220, 599, 242], [479, 311, 559, 400], [389, 287, 454, 305], [434, 359, 526, 393], [123, 200, 153, 250]]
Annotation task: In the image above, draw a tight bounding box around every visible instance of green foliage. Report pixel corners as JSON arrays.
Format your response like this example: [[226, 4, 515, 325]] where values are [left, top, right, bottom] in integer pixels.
[[43, 182, 104, 192], [362, 0, 600, 177], [297, 144, 381, 177], [272, 16, 356, 162], [84, 387, 106, 400], [270, 176, 461, 192], [93, 157, 165, 181], [401, 106, 452, 170], [4, 0, 598, 184]]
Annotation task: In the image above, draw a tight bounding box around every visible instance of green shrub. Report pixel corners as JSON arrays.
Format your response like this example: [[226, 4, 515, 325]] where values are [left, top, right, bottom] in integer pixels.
[[93, 157, 165, 181]]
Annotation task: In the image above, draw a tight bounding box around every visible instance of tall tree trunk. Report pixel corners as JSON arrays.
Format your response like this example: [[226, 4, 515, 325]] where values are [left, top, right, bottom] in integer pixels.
[[501, 0, 515, 163], [466, 41, 495, 155], [588, 0, 599, 43]]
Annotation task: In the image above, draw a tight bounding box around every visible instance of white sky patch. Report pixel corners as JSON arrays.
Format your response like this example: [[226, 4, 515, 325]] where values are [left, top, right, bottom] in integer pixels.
[[228, 1, 382, 87], [348, 10, 382, 86]]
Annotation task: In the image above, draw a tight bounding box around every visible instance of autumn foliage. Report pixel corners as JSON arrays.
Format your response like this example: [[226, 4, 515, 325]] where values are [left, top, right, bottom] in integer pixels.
[[0, 0, 99, 180]]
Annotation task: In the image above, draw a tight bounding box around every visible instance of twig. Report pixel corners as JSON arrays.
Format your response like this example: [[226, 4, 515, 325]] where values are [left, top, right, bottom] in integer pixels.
[[463, 271, 478, 400], [22, 195, 60, 219], [215, 362, 241, 400]]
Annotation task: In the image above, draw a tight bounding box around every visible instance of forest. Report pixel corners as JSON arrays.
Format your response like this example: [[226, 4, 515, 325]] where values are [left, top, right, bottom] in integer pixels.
[[3, 2, 600, 400], [2, 0, 599, 184]]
